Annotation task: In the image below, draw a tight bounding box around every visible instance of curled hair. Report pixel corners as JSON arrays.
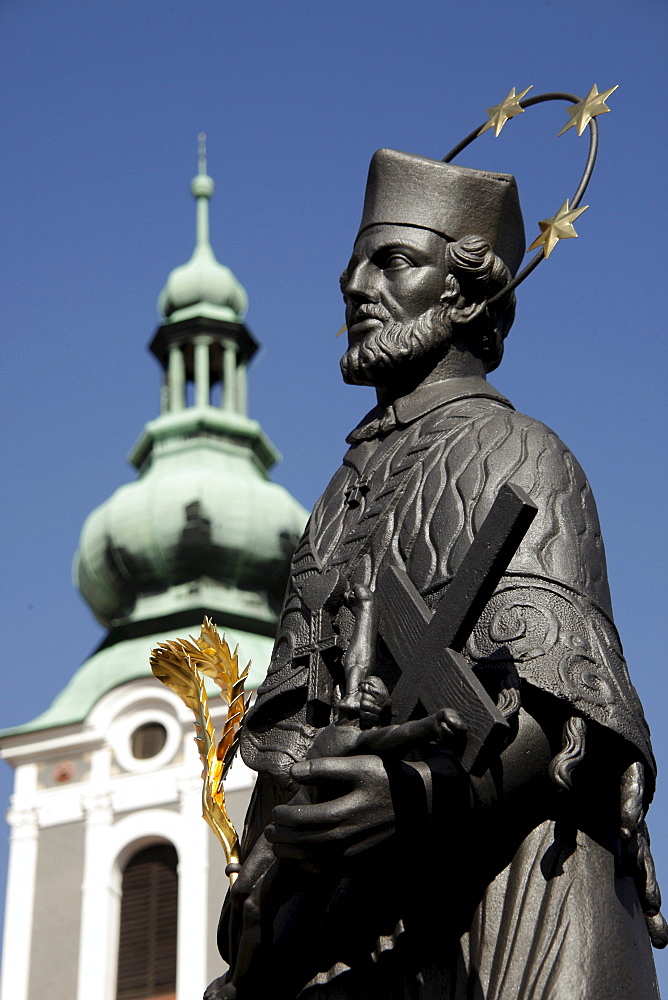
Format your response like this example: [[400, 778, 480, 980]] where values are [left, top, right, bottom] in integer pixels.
[[549, 715, 587, 791], [443, 236, 516, 372]]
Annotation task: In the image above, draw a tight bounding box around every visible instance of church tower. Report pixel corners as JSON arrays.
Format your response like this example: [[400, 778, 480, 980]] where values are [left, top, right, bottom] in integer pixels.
[[0, 138, 308, 1000]]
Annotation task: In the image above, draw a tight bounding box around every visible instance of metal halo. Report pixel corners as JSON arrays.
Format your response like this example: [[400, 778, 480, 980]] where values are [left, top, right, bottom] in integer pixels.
[[442, 92, 599, 306]]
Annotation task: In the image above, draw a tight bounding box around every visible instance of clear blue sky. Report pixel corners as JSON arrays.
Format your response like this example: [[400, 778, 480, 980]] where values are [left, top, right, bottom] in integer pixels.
[[1, 0, 666, 988]]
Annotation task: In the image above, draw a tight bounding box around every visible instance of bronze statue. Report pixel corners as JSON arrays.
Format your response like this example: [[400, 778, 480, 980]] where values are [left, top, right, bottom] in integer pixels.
[[206, 115, 665, 999]]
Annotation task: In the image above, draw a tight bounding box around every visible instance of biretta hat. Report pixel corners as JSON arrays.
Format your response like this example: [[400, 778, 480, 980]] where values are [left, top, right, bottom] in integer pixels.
[[358, 148, 526, 277]]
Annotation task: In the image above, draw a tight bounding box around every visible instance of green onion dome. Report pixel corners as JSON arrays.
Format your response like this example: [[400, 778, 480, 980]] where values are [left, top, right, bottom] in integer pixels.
[[74, 412, 308, 630]]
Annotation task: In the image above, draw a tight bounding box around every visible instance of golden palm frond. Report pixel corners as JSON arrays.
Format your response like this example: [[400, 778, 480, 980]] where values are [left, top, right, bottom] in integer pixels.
[[194, 616, 237, 696], [156, 617, 251, 775], [149, 642, 213, 767], [150, 618, 251, 884], [195, 617, 251, 777]]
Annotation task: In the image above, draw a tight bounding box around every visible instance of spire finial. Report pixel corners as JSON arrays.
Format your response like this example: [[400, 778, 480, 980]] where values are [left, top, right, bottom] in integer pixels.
[[191, 133, 214, 248], [198, 132, 207, 175]]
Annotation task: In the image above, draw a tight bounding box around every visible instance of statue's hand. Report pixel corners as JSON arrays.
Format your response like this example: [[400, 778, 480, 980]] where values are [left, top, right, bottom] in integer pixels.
[[203, 973, 236, 999], [359, 675, 392, 726], [265, 754, 395, 861]]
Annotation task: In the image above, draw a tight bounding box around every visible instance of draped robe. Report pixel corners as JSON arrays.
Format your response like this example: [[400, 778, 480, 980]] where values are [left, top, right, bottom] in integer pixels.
[[231, 375, 659, 999]]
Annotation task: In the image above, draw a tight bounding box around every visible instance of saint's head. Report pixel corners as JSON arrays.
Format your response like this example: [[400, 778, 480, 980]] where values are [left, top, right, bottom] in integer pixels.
[[340, 148, 525, 392]]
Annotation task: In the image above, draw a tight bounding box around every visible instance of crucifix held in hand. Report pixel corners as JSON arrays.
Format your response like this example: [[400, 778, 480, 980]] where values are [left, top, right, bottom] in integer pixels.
[[376, 482, 537, 774]]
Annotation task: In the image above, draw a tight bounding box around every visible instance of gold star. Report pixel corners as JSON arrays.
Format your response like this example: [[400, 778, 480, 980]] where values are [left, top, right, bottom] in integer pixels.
[[558, 84, 618, 137], [527, 200, 588, 258], [478, 85, 533, 137]]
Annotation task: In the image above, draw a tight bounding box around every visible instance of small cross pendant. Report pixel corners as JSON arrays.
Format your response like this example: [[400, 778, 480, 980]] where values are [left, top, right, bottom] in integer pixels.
[[344, 475, 370, 508]]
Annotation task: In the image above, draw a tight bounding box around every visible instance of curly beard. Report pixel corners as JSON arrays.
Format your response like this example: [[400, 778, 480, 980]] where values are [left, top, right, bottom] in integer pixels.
[[340, 303, 451, 387]]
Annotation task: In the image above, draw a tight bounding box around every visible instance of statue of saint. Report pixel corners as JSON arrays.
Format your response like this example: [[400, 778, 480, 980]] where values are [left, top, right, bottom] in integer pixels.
[[207, 147, 664, 999]]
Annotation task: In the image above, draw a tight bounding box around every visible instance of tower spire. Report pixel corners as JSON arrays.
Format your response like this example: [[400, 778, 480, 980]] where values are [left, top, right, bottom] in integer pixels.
[[158, 138, 248, 324], [192, 132, 214, 249]]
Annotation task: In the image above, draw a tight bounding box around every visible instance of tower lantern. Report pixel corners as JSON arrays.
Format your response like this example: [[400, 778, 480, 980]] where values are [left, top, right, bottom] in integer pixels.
[[154, 134, 254, 420]]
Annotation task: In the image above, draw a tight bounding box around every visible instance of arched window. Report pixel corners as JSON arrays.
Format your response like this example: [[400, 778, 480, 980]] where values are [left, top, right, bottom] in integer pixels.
[[116, 843, 178, 1000]]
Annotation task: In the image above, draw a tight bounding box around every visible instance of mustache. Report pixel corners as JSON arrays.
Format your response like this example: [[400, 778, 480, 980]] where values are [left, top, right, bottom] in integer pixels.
[[351, 303, 392, 323]]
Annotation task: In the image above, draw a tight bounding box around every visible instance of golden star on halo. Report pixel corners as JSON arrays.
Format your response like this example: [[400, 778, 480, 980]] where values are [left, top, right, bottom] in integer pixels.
[[478, 85, 533, 137], [527, 200, 588, 259], [558, 84, 618, 137]]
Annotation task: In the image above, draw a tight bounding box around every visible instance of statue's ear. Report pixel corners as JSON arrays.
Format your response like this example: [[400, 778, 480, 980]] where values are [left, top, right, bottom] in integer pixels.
[[441, 272, 486, 327], [446, 298, 487, 326]]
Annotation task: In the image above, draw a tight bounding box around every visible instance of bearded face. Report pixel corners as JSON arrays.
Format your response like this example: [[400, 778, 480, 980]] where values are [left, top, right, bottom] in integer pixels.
[[340, 301, 451, 386], [339, 224, 453, 388]]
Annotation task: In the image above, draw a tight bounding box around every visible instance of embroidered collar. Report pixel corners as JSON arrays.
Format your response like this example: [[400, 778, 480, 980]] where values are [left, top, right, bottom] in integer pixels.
[[346, 376, 514, 443]]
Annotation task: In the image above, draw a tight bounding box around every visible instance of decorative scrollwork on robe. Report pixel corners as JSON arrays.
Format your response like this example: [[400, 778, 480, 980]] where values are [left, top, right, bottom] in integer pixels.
[[558, 631, 615, 708]]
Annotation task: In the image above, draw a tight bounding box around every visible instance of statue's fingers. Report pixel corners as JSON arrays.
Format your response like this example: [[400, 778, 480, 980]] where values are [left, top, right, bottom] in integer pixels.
[[268, 819, 349, 846], [338, 823, 395, 856], [268, 837, 345, 862], [268, 840, 316, 861], [292, 755, 371, 787], [443, 707, 465, 731], [270, 804, 332, 830], [267, 811, 394, 859], [271, 790, 360, 830]]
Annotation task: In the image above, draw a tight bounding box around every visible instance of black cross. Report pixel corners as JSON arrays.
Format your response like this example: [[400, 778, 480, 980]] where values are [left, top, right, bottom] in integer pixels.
[[344, 475, 371, 508], [376, 482, 537, 774], [293, 611, 346, 727]]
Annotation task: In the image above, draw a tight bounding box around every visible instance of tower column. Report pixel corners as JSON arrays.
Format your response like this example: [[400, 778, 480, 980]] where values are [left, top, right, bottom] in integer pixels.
[[194, 337, 212, 408], [176, 776, 209, 999], [77, 751, 117, 1000], [0, 764, 39, 1000], [160, 369, 170, 415], [223, 340, 237, 413], [168, 343, 186, 412], [236, 361, 248, 417]]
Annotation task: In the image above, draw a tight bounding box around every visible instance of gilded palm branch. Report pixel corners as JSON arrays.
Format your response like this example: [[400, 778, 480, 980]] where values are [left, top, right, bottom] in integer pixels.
[[150, 618, 251, 884]]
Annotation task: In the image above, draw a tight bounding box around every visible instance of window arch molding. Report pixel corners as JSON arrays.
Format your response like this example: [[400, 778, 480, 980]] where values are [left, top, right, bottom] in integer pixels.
[[115, 831, 177, 877], [77, 809, 209, 1000], [88, 679, 189, 735]]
